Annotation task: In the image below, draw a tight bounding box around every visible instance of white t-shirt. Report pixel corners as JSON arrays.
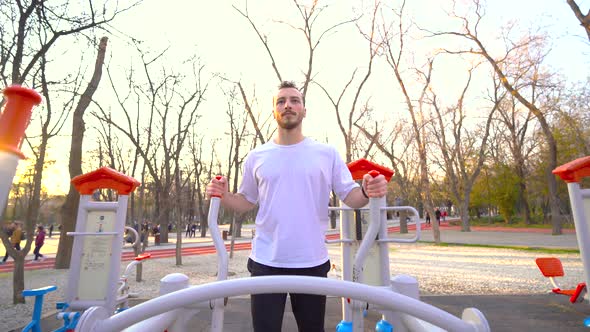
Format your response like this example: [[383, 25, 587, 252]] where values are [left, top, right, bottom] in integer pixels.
[[239, 137, 358, 268]]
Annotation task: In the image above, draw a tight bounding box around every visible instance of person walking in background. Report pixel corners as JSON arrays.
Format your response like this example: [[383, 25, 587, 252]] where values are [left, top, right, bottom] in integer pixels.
[[48, 223, 54, 238], [33, 225, 46, 262], [185, 223, 191, 237], [206, 81, 388, 332], [425, 212, 431, 225], [435, 207, 442, 225], [1, 222, 22, 264]]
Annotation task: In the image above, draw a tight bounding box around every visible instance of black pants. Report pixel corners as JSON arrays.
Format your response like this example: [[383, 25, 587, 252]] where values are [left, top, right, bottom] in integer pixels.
[[33, 244, 43, 260], [2, 243, 20, 262], [247, 258, 330, 332]]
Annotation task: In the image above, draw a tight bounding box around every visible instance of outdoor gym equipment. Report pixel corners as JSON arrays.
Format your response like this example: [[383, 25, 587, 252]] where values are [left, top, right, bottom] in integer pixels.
[[535, 257, 587, 303], [21, 167, 143, 331], [73, 166, 489, 332], [22, 251, 151, 332], [552, 156, 590, 305], [0, 85, 42, 219]]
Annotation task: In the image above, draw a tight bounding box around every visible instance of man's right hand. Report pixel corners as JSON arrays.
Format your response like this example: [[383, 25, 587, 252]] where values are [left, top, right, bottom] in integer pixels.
[[206, 176, 228, 199]]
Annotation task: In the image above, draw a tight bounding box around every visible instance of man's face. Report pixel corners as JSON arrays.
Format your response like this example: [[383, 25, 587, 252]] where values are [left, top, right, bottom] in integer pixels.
[[273, 87, 306, 130]]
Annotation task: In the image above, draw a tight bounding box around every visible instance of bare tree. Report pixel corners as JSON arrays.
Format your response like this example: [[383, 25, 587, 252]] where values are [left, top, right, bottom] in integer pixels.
[[95, 46, 210, 245], [55, 36, 108, 269], [356, 120, 420, 207], [220, 85, 251, 242], [0, 0, 140, 87], [434, 0, 564, 234], [429, 65, 498, 231], [233, 0, 357, 145], [378, 0, 441, 242], [313, 0, 380, 163], [566, 0, 590, 42], [494, 87, 537, 224]]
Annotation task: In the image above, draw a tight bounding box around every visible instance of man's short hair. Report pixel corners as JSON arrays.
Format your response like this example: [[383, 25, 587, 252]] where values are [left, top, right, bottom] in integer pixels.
[[277, 80, 305, 106], [279, 81, 299, 90]]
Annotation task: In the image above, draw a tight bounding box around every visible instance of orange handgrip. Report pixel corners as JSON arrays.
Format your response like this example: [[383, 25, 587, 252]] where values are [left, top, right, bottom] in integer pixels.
[[135, 253, 152, 261], [0, 85, 42, 158], [211, 175, 223, 198]]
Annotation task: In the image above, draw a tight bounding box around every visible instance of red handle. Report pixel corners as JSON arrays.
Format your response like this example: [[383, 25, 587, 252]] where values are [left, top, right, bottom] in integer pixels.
[[135, 253, 152, 261], [211, 175, 223, 198], [368, 170, 380, 178]]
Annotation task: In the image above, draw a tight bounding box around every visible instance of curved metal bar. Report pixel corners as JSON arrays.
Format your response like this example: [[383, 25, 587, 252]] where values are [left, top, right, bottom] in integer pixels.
[[381, 206, 421, 243], [91, 276, 482, 332], [206, 196, 226, 331], [123, 226, 139, 249]]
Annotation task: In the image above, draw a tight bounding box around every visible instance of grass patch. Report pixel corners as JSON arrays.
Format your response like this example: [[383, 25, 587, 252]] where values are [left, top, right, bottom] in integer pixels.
[[418, 241, 579, 254]]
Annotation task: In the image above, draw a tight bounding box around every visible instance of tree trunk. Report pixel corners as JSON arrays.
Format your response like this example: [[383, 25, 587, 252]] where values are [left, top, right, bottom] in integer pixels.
[[518, 180, 532, 225], [460, 197, 471, 232], [175, 228, 182, 266], [399, 210, 408, 234], [548, 167, 562, 235], [12, 258, 25, 304], [158, 191, 170, 243], [10, 139, 49, 303], [55, 37, 108, 269]]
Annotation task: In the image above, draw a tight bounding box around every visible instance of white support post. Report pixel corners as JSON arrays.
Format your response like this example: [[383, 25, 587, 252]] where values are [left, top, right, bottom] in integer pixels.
[[567, 183, 590, 304], [340, 204, 353, 322], [0, 151, 20, 212]]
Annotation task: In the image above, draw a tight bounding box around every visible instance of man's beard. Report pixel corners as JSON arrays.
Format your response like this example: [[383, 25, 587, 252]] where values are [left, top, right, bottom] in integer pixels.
[[276, 115, 302, 130]]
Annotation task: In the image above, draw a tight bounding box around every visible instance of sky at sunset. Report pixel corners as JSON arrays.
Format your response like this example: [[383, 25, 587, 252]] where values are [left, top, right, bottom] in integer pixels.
[[10, 0, 590, 196]]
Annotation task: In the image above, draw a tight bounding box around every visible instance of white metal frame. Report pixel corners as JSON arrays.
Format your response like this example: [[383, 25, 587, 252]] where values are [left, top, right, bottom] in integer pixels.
[[565, 183, 590, 304], [0, 151, 20, 214], [327, 196, 421, 331], [77, 276, 488, 332]]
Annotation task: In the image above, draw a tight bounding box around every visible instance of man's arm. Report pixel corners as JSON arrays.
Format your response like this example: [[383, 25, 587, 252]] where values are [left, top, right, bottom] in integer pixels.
[[220, 192, 257, 214], [342, 174, 388, 208], [206, 176, 256, 214], [343, 186, 370, 209]]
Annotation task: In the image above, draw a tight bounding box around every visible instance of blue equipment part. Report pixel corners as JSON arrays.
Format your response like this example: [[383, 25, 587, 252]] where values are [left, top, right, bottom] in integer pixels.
[[336, 320, 353, 332], [21, 285, 58, 332], [375, 319, 393, 332]]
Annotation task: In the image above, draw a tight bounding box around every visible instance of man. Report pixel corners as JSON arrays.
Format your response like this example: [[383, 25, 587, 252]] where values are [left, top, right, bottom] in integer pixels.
[[1, 222, 22, 264], [206, 81, 387, 331]]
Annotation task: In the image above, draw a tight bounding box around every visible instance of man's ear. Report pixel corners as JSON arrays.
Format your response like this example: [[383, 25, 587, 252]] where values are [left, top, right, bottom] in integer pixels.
[[303, 107, 307, 118]]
